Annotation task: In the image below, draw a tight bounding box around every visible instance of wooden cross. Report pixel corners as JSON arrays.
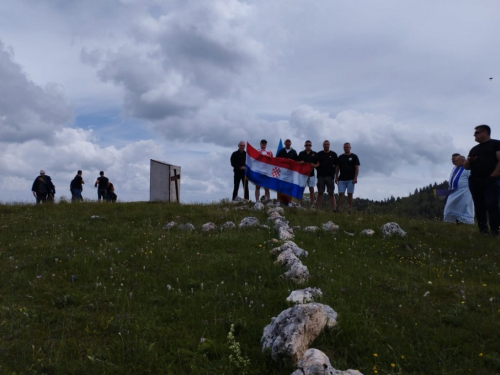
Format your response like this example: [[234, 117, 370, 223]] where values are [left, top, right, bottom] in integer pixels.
[[170, 168, 180, 202]]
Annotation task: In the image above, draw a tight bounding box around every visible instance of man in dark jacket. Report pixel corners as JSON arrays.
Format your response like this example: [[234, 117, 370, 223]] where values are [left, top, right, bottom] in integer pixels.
[[230, 141, 249, 200], [32, 170, 56, 204]]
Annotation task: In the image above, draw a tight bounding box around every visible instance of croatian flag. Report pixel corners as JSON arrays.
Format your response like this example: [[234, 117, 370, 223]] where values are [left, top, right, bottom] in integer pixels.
[[245, 142, 312, 199]]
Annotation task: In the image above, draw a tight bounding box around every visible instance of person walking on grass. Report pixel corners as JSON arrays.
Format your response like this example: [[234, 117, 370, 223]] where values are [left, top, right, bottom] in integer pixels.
[[335, 142, 360, 214], [315, 140, 337, 211], [297, 140, 319, 208], [70, 170, 84, 201], [32, 170, 56, 204], [95, 171, 109, 202], [230, 141, 250, 201], [465, 124, 500, 236]]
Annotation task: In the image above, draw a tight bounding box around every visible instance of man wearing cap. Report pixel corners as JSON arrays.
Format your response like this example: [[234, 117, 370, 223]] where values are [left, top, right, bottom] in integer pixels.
[[297, 140, 319, 208], [230, 141, 250, 201], [315, 140, 338, 211], [31, 170, 56, 204], [94, 171, 109, 201], [255, 139, 273, 202], [276, 139, 298, 206]]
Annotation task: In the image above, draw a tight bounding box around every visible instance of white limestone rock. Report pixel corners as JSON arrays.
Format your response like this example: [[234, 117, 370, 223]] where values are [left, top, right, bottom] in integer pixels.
[[381, 222, 406, 237], [178, 223, 195, 231], [268, 211, 284, 221], [163, 221, 177, 230], [281, 241, 308, 259], [279, 226, 295, 240], [293, 225, 302, 231], [239, 217, 260, 228], [268, 207, 285, 215], [360, 229, 374, 236], [201, 222, 217, 232], [291, 349, 364, 375], [233, 196, 244, 202], [275, 249, 301, 269], [261, 303, 338, 364], [286, 287, 323, 304], [260, 225, 271, 230], [233, 205, 248, 210], [322, 221, 339, 232], [283, 262, 309, 283], [273, 218, 290, 231], [304, 226, 320, 232], [221, 221, 236, 230], [252, 202, 265, 211]]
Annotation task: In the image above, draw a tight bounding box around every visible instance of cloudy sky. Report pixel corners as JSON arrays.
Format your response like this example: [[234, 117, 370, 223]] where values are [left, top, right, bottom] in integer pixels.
[[1, 0, 499, 203]]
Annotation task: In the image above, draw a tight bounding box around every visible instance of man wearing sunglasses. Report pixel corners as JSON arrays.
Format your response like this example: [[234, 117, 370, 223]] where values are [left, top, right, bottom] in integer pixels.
[[465, 124, 500, 236]]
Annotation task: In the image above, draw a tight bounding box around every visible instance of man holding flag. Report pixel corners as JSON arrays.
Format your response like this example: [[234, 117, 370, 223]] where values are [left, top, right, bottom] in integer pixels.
[[245, 141, 312, 202], [276, 139, 298, 206], [254, 140, 274, 202]]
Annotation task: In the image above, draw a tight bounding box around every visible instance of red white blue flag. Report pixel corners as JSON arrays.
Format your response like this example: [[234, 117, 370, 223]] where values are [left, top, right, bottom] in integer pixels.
[[245, 142, 312, 199]]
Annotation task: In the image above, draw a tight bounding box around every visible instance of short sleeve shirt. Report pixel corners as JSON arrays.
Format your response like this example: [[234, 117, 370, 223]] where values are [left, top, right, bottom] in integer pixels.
[[468, 139, 500, 180], [316, 150, 338, 177], [337, 153, 360, 181], [298, 150, 318, 176]]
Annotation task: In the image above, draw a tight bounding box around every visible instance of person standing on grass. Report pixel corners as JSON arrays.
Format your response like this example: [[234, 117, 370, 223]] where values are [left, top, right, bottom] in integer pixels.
[[70, 170, 84, 201], [32, 170, 56, 204], [230, 141, 249, 201], [315, 140, 337, 211], [335, 142, 360, 214], [443, 156, 474, 225], [95, 171, 109, 201], [297, 140, 319, 208], [255, 139, 273, 202], [276, 139, 298, 206], [464, 124, 500, 236]]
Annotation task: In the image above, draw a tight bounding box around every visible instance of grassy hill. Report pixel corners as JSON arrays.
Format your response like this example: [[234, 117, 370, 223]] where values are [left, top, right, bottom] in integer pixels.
[[0, 201, 499, 374]]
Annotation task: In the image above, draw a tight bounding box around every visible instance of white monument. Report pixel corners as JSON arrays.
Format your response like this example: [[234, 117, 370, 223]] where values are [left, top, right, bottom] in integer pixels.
[[150, 159, 181, 202]]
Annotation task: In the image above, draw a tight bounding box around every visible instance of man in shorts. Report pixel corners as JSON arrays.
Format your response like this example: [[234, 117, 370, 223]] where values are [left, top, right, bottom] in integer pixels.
[[315, 140, 337, 211], [297, 140, 319, 208], [335, 142, 360, 213]]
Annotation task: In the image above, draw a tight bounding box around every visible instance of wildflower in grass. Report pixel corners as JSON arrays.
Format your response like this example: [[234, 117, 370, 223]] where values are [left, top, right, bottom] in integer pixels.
[[391, 363, 395, 368], [482, 283, 487, 287], [373, 353, 378, 357], [479, 353, 483, 357], [227, 324, 250, 374]]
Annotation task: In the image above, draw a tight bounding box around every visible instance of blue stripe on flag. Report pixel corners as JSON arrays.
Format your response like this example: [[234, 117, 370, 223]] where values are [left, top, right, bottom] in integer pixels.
[[246, 167, 304, 200]]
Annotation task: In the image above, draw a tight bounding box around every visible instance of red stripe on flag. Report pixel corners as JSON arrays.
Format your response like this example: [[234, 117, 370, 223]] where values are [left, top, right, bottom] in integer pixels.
[[247, 143, 312, 175]]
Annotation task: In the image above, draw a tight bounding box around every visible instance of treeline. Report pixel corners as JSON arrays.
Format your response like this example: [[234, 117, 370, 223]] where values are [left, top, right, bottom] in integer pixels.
[[353, 181, 449, 219]]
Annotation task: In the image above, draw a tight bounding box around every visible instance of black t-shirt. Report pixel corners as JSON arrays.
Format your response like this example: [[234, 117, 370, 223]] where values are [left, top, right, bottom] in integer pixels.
[[96, 176, 109, 189], [298, 150, 318, 176], [316, 150, 337, 176], [276, 148, 298, 161], [230, 150, 246, 172], [71, 175, 83, 190], [468, 139, 500, 180], [337, 153, 360, 181]]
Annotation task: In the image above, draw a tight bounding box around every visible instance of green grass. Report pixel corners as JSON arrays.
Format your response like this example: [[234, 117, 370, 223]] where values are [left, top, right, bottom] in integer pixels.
[[0, 201, 499, 374]]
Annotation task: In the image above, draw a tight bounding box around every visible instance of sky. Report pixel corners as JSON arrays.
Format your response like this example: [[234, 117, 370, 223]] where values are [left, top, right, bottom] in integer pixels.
[[1, 0, 499, 204]]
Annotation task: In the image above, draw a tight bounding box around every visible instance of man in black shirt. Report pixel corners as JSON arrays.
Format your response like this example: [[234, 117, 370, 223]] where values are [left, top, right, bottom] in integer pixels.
[[335, 143, 360, 213], [32, 170, 56, 204], [276, 139, 298, 206], [95, 171, 109, 201], [70, 170, 84, 201], [230, 141, 249, 200], [297, 140, 319, 207], [315, 140, 338, 211], [465, 124, 500, 235]]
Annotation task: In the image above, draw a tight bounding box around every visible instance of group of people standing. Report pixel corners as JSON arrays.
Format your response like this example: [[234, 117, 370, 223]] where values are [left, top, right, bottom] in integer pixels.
[[231, 139, 360, 212], [31, 170, 117, 203]]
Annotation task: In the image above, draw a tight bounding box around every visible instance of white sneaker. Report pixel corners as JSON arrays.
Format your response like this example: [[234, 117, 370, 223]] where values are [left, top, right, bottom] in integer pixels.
[[287, 203, 293, 207], [276, 202, 280, 207], [310, 205, 315, 210]]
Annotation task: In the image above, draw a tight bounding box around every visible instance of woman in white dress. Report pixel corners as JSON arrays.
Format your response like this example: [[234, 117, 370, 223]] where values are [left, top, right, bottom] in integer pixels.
[[443, 156, 474, 224]]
